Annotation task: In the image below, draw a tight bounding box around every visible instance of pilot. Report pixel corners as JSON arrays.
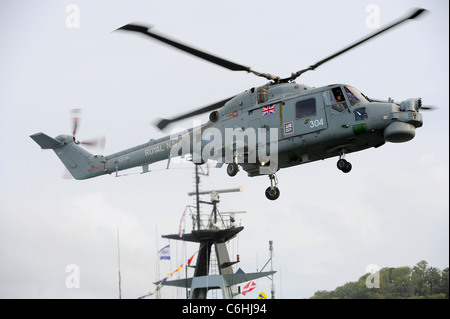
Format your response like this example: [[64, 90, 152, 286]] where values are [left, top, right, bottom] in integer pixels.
[[346, 91, 358, 106], [332, 89, 347, 112]]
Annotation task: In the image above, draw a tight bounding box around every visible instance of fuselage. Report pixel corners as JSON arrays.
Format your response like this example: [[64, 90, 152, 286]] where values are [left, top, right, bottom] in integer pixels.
[[36, 82, 423, 180], [203, 82, 423, 176]]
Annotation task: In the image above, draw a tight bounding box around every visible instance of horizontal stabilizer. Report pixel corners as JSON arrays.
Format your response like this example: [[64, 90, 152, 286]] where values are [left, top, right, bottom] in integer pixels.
[[30, 132, 63, 149]]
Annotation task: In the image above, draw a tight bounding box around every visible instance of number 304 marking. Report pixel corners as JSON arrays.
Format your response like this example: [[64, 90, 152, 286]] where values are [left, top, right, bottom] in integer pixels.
[[309, 118, 324, 128]]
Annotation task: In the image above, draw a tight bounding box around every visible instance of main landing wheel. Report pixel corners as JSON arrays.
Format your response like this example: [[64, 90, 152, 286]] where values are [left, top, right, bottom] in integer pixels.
[[265, 174, 280, 200], [265, 186, 280, 201], [337, 159, 352, 173], [227, 163, 239, 177]]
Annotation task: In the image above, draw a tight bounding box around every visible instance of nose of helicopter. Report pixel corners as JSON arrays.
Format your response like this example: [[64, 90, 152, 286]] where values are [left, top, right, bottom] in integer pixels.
[[384, 122, 416, 143], [400, 98, 421, 112], [383, 98, 423, 143]]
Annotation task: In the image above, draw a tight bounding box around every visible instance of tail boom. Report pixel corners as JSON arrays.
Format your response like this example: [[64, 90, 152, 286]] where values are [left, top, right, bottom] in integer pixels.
[[30, 132, 185, 180], [31, 133, 107, 180]]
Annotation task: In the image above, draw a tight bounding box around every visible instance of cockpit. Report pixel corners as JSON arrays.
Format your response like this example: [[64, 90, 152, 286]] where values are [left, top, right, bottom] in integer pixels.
[[322, 85, 368, 115], [344, 85, 368, 106]]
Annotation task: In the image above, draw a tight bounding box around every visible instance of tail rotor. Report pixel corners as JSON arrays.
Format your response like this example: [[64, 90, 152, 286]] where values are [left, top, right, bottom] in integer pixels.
[[62, 109, 106, 179], [70, 108, 106, 150]]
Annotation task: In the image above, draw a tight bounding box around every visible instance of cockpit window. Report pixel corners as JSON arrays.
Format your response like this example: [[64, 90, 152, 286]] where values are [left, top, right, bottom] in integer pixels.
[[354, 107, 368, 121], [322, 90, 335, 106], [322, 87, 348, 112], [344, 86, 367, 106]]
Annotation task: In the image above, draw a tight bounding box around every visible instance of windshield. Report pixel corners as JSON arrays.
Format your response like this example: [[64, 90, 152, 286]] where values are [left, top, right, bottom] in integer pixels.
[[344, 86, 368, 106]]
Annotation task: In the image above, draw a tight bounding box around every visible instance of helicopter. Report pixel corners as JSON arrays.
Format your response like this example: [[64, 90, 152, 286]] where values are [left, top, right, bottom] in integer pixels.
[[31, 8, 431, 200]]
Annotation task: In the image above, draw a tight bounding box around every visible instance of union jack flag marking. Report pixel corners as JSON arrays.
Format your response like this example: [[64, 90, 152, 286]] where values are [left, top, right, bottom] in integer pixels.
[[261, 104, 276, 116]]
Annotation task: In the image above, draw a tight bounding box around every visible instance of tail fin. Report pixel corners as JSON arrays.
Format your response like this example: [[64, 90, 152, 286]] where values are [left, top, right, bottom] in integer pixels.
[[30, 132, 107, 180], [30, 132, 63, 149]]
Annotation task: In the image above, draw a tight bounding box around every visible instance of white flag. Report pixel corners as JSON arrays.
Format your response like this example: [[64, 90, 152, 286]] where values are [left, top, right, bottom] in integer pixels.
[[158, 244, 170, 260]]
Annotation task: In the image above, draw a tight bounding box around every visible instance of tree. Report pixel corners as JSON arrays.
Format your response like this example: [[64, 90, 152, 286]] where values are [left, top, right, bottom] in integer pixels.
[[426, 267, 442, 295], [310, 261, 449, 299], [311, 290, 332, 299], [411, 260, 428, 297], [439, 267, 449, 298]]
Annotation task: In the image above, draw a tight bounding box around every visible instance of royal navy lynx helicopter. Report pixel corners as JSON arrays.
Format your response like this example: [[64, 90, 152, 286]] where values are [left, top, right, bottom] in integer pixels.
[[31, 8, 431, 200]]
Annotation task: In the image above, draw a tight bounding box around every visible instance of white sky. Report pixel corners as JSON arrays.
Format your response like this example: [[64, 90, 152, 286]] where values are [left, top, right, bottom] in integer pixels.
[[0, 0, 448, 299]]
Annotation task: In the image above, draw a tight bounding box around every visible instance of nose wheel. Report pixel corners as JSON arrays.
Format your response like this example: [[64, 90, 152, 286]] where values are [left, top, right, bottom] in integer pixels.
[[337, 153, 352, 173], [265, 174, 280, 200]]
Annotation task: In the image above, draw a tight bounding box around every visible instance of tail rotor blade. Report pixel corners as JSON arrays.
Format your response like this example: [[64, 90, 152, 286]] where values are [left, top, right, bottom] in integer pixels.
[[69, 109, 106, 148], [81, 136, 106, 149], [71, 108, 82, 137]]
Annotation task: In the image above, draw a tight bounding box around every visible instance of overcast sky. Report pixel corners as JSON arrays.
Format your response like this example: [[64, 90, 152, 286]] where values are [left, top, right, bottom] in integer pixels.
[[0, 0, 448, 299]]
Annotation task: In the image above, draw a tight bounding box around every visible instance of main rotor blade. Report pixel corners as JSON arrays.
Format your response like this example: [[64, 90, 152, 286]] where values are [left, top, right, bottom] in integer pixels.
[[116, 24, 279, 81], [156, 96, 235, 130], [286, 8, 428, 81]]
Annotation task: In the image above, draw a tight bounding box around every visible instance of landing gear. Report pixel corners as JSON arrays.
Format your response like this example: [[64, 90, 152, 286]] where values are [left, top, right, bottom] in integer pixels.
[[265, 174, 280, 200], [226, 162, 239, 177], [337, 153, 352, 173]]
